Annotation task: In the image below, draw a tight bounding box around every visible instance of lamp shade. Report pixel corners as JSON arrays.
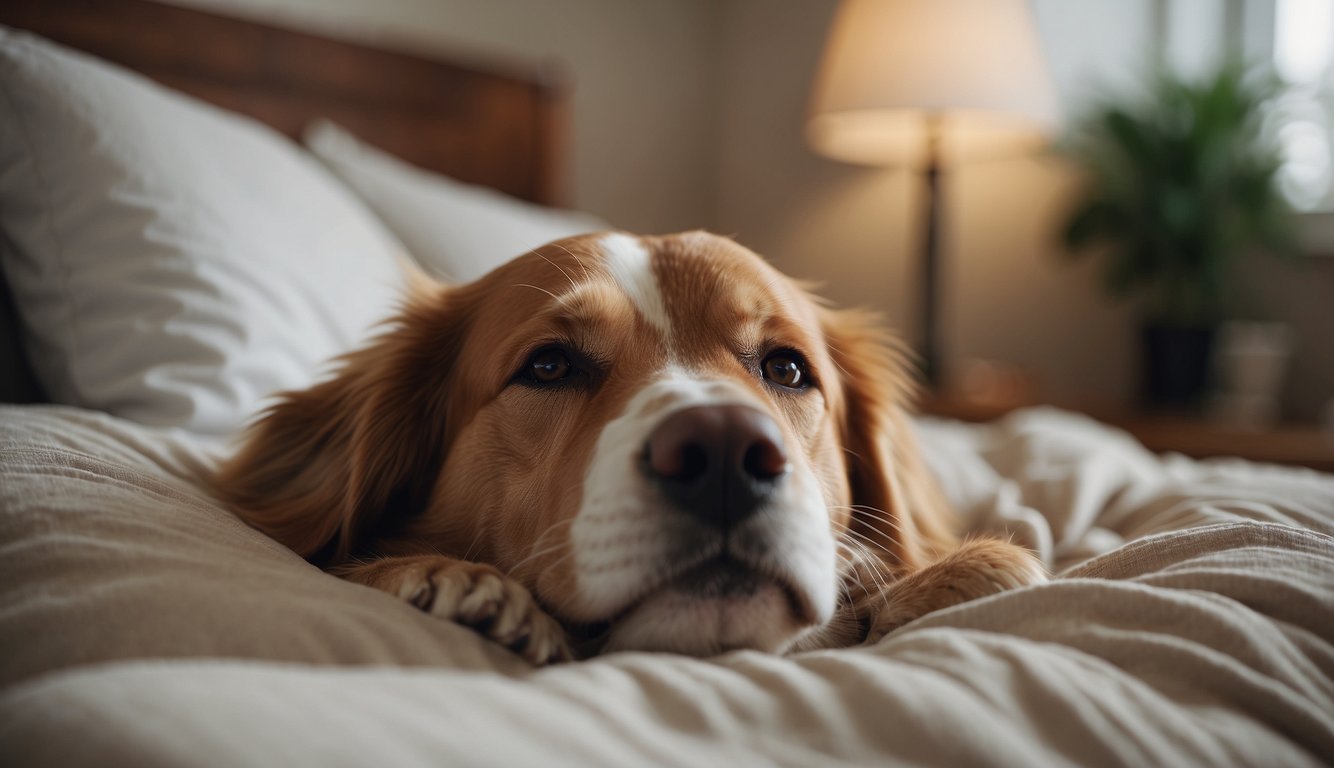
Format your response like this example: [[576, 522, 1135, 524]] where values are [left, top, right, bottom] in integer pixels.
[[808, 0, 1058, 167]]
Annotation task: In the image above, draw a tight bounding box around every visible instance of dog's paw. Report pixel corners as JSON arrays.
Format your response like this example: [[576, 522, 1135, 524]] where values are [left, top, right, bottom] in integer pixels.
[[860, 539, 1047, 644], [342, 556, 574, 665], [403, 560, 574, 665]]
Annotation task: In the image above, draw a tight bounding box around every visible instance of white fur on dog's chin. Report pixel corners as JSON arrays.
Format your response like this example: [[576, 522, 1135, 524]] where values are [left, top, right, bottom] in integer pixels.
[[566, 370, 838, 651], [601, 582, 804, 655]]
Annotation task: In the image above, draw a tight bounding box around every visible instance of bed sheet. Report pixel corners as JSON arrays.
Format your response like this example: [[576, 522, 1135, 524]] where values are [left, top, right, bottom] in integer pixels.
[[1, 404, 1331, 766]]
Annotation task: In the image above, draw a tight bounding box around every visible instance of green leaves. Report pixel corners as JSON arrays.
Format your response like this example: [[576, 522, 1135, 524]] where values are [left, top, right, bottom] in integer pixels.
[[1059, 63, 1297, 326]]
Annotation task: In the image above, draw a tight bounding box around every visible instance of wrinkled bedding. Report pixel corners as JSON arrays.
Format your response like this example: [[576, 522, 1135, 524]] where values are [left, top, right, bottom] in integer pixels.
[[1, 404, 1331, 766]]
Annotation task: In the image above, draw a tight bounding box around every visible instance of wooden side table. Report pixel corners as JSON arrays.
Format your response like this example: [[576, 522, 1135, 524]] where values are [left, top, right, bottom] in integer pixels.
[[919, 396, 1334, 473], [1106, 416, 1334, 473]]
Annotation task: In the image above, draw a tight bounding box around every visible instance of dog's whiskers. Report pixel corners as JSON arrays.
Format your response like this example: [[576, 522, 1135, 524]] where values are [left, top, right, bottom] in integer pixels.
[[535, 252, 579, 293], [513, 282, 560, 301], [840, 446, 867, 463], [827, 506, 906, 540], [838, 537, 894, 599], [830, 503, 907, 535], [460, 526, 486, 564], [507, 518, 576, 577], [840, 527, 905, 571], [547, 242, 594, 283], [530, 549, 578, 596]]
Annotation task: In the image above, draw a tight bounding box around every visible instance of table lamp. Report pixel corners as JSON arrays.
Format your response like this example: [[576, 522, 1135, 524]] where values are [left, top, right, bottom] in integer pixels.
[[807, 0, 1058, 388]]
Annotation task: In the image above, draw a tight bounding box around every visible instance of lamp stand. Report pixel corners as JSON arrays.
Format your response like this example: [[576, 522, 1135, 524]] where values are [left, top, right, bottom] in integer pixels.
[[919, 114, 943, 390]]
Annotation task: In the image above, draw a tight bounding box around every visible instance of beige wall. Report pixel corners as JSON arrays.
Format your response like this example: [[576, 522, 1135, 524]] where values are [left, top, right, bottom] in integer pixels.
[[711, 0, 1163, 406], [170, 0, 724, 234], [168, 0, 1332, 418]]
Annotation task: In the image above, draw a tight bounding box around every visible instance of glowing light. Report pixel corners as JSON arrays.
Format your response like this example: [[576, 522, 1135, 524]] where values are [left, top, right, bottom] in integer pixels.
[[1275, 0, 1334, 84]]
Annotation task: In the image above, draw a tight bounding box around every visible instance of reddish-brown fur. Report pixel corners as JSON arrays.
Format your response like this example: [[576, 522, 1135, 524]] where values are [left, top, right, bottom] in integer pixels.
[[212, 232, 1044, 663]]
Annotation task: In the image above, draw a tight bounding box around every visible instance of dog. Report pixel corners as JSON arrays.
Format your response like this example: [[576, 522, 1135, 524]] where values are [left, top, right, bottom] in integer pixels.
[[213, 231, 1045, 663]]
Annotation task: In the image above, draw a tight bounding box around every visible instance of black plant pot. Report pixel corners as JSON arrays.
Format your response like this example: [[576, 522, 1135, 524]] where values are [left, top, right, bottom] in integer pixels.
[[1141, 324, 1216, 410]]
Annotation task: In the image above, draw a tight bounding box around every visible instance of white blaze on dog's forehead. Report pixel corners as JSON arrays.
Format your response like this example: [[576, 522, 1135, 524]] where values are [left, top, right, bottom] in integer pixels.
[[621, 367, 764, 418], [599, 233, 671, 336]]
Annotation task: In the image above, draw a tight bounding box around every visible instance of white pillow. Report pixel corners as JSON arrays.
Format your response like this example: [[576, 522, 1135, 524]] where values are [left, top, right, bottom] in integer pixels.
[[0, 29, 407, 437], [304, 119, 607, 282]]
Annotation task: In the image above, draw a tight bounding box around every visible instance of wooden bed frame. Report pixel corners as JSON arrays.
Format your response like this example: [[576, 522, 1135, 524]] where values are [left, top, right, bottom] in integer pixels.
[[0, 0, 566, 403], [0, 0, 565, 205]]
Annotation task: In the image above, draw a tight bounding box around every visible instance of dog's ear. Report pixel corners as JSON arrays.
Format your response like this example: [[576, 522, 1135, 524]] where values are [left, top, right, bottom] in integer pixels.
[[213, 283, 472, 566], [821, 307, 957, 571]]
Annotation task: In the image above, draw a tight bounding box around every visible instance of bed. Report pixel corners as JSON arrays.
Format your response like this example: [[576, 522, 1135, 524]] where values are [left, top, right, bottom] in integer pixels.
[[1, 1, 1332, 766]]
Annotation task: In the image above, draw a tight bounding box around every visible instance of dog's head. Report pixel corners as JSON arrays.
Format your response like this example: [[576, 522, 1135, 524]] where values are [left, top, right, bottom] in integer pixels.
[[216, 231, 954, 655]]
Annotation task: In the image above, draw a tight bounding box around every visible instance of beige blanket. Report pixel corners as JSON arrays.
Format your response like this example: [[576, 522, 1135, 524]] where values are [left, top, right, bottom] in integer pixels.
[[1, 405, 1331, 766]]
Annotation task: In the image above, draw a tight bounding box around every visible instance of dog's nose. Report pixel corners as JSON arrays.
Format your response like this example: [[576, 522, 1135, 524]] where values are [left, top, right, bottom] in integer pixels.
[[644, 404, 789, 527]]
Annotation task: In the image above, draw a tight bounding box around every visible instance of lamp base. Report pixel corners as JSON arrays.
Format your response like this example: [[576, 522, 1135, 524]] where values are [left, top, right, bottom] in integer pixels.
[[917, 116, 944, 391]]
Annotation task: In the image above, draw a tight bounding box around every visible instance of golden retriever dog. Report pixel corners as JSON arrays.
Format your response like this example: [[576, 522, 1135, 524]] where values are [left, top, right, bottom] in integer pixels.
[[213, 231, 1045, 663]]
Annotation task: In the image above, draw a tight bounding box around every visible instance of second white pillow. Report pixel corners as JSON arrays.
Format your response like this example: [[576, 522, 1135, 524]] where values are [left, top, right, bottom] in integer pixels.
[[305, 119, 607, 283]]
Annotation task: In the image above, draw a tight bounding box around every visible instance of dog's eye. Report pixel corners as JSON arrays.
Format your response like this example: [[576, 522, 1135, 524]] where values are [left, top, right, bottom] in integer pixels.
[[762, 352, 807, 389], [528, 349, 572, 384]]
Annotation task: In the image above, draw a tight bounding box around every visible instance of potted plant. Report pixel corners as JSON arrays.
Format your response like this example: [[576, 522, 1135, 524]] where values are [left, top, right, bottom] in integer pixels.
[[1060, 63, 1296, 409]]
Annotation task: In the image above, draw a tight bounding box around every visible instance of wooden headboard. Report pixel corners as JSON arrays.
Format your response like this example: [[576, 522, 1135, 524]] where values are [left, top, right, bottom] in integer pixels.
[[0, 0, 565, 205]]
